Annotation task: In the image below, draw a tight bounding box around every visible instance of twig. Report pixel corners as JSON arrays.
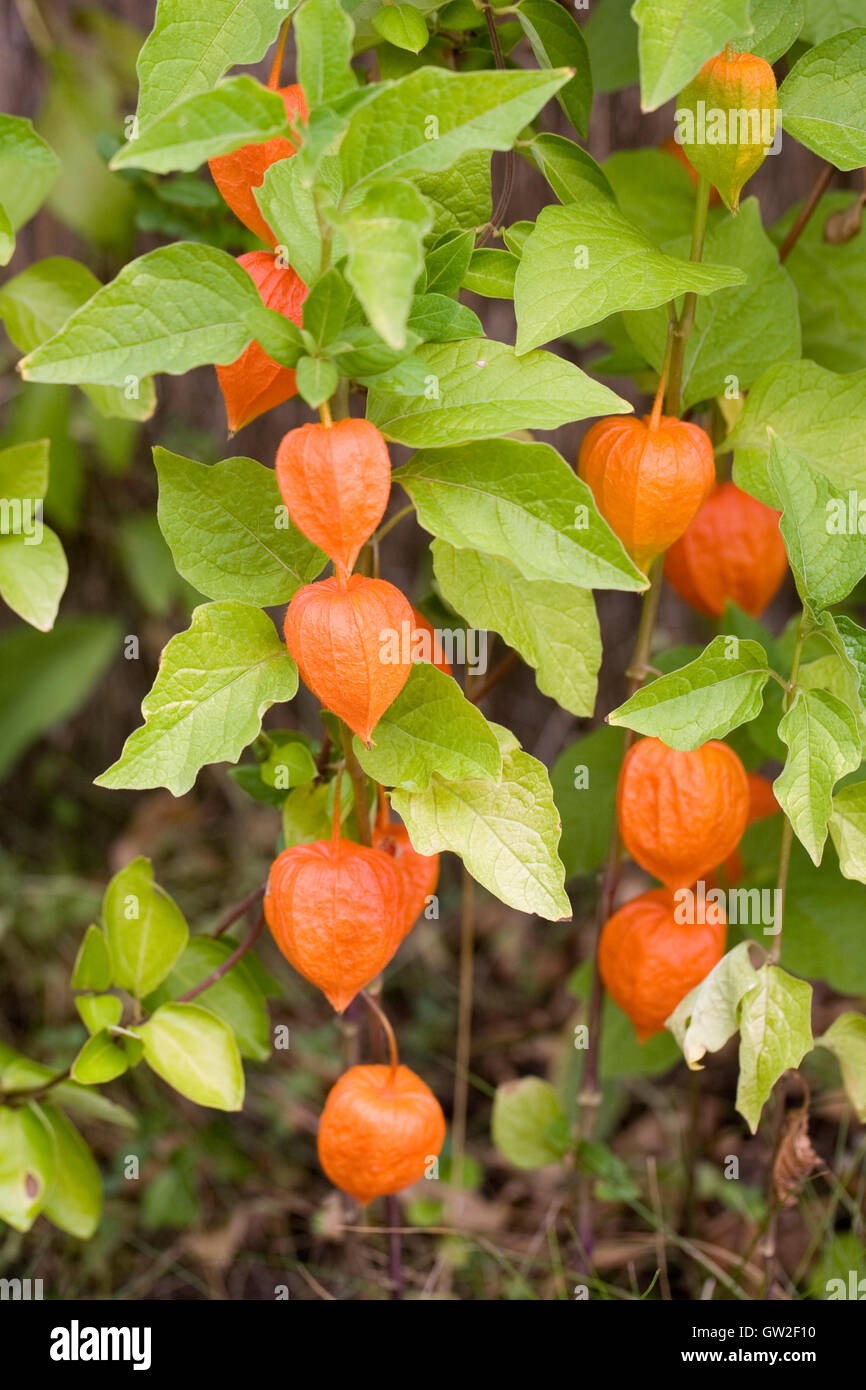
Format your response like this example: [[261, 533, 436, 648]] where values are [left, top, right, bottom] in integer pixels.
[[778, 163, 835, 263], [209, 884, 266, 938], [468, 649, 518, 703], [450, 868, 476, 1214], [666, 175, 711, 417], [476, 4, 514, 245], [178, 913, 266, 1003]]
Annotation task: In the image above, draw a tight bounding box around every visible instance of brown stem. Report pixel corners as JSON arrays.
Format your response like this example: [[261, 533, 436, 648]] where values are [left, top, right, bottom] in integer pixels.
[[359, 988, 399, 1081], [2, 1066, 72, 1103], [178, 913, 266, 1003], [468, 649, 519, 703], [209, 884, 266, 938], [339, 722, 372, 845], [778, 163, 835, 263], [450, 868, 476, 1211], [386, 1194, 404, 1300]]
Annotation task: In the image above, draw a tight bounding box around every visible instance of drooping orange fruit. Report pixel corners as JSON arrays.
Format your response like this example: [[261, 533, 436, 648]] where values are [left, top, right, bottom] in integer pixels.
[[317, 1063, 446, 1205], [275, 418, 391, 580], [209, 83, 307, 245], [215, 252, 307, 432], [599, 888, 726, 1042], [284, 575, 414, 742], [664, 481, 787, 619], [617, 737, 749, 889], [409, 606, 452, 675], [578, 412, 715, 571], [373, 808, 439, 937], [676, 49, 778, 212], [265, 838, 404, 1012], [708, 772, 780, 887]]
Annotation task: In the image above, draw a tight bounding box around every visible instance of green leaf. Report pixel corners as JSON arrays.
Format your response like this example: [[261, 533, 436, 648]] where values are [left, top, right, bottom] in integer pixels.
[[768, 433, 866, 611], [1, 1057, 136, 1130], [491, 1077, 569, 1169], [96, 602, 299, 796], [433, 541, 601, 716], [394, 438, 645, 591], [20, 244, 262, 387], [406, 293, 481, 342], [0, 114, 59, 232], [829, 783, 866, 883], [135, 1002, 244, 1111], [354, 661, 501, 790], [71, 1029, 133, 1085], [631, 0, 752, 111], [526, 132, 614, 204], [337, 66, 570, 196], [302, 267, 352, 349], [331, 180, 433, 348], [624, 199, 801, 409], [667, 942, 760, 1068], [461, 248, 518, 299], [551, 725, 625, 880], [731, 0, 804, 62], [514, 194, 744, 353], [40, 1105, 102, 1239], [155, 449, 324, 606], [297, 0, 358, 102], [771, 192, 866, 375], [295, 355, 339, 407], [415, 152, 492, 237], [145, 937, 270, 1061], [392, 742, 571, 920], [801, 0, 864, 45], [608, 636, 771, 749], [75, 994, 123, 1035], [775, 689, 861, 865], [260, 735, 317, 790], [0, 258, 157, 421], [516, 0, 592, 137], [369, 337, 630, 445], [0, 440, 67, 631], [112, 77, 291, 173], [736, 965, 813, 1133], [255, 156, 344, 288], [0, 1104, 56, 1232], [424, 230, 475, 296], [372, 4, 430, 52], [816, 1012, 866, 1120], [780, 29, 866, 169], [602, 148, 695, 244], [135, 0, 288, 124], [0, 616, 119, 781], [72, 925, 112, 991], [729, 361, 866, 506], [102, 856, 189, 999], [583, 0, 640, 94]]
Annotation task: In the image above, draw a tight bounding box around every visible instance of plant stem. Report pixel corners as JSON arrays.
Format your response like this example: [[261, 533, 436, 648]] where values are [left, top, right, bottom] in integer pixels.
[[778, 163, 835, 263], [450, 868, 476, 1213], [209, 884, 266, 937], [178, 912, 266, 1002], [2, 1066, 72, 1103], [386, 1194, 404, 1299], [666, 175, 711, 417], [476, 4, 514, 245], [339, 722, 372, 845], [467, 649, 519, 703], [372, 503, 415, 546]]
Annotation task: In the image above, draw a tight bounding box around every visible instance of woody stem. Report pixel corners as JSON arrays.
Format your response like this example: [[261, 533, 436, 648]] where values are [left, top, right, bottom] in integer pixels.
[[339, 722, 372, 845], [778, 162, 834, 263], [666, 174, 711, 417]]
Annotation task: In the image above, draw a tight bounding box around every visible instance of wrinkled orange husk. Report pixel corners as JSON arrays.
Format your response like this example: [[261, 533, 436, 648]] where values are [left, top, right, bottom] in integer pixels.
[[578, 414, 715, 571], [617, 737, 750, 890], [284, 575, 414, 743], [216, 252, 307, 432], [276, 418, 391, 576], [317, 1063, 446, 1205], [707, 772, 780, 887], [374, 818, 440, 937], [664, 480, 787, 618], [599, 888, 727, 1042], [265, 839, 404, 1012], [676, 50, 778, 212], [209, 84, 307, 244]]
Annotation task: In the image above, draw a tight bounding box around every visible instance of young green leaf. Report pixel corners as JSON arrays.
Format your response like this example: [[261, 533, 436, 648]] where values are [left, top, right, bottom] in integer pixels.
[[415, 152, 492, 236], [433, 541, 601, 716], [71, 1029, 132, 1086], [372, 3, 430, 53], [666, 942, 760, 1069], [353, 661, 502, 791], [816, 1012, 866, 1120], [392, 743, 571, 920], [295, 355, 339, 407], [255, 156, 344, 288], [155, 450, 325, 606], [516, 0, 593, 137], [102, 857, 189, 999], [75, 994, 124, 1035], [631, 0, 752, 111], [394, 437, 645, 591], [0, 440, 67, 631], [40, 1105, 102, 1239], [0, 115, 59, 233], [461, 249, 518, 299], [424, 230, 475, 297], [491, 1077, 569, 1169], [0, 1104, 57, 1232], [515, 194, 745, 353], [135, 1002, 244, 1111], [302, 268, 352, 348], [775, 689, 862, 865], [526, 132, 614, 204], [296, 0, 358, 103], [736, 965, 813, 1133], [96, 602, 299, 796], [20, 244, 263, 386], [72, 925, 112, 992], [768, 433, 866, 611], [112, 77, 291, 173], [829, 783, 866, 883], [730, 0, 804, 62], [145, 938, 270, 1062], [608, 636, 771, 749], [135, 0, 288, 124], [780, 29, 866, 169], [330, 180, 433, 348]]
